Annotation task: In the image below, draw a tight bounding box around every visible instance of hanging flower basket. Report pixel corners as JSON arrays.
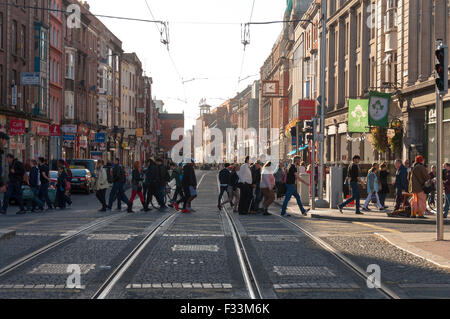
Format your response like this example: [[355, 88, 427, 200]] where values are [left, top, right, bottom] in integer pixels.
[[370, 127, 388, 153]]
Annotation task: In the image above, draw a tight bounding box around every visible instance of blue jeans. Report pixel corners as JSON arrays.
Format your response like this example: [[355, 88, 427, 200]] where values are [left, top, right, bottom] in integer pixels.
[[281, 184, 306, 215], [38, 183, 53, 208], [158, 186, 167, 207], [444, 193, 450, 217], [341, 181, 361, 213], [108, 182, 129, 209], [30, 186, 44, 210], [2, 182, 24, 212]]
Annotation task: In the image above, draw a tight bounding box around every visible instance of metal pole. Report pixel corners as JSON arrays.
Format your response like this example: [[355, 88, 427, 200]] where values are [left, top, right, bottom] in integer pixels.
[[311, 117, 316, 210], [316, 0, 329, 208], [436, 88, 444, 241]]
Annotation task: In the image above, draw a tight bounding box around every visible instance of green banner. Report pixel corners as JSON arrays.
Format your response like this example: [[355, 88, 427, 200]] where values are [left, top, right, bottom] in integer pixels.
[[348, 99, 369, 133], [368, 91, 391, 127]]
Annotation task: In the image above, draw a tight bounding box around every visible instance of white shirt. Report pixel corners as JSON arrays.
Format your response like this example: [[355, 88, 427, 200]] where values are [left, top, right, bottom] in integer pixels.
[[238, 163, 252, 184]]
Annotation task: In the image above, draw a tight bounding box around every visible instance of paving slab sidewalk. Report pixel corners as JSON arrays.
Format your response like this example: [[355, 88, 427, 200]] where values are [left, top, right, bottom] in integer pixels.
[[375, 232, 450, 269]]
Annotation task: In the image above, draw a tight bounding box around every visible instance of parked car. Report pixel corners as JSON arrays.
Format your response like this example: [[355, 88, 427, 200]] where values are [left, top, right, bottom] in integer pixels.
[[69, 159, 98, 175], [70, 169, 95, 194]]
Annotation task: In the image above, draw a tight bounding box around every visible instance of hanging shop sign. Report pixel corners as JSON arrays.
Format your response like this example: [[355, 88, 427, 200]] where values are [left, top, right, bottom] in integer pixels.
[[348, 99, 369, 133], [32, 122, 49, 136], [94, 133, 106, 143], [50, 124, 61, 136], [298, 100, 316, 120], [62, 124, 77, 134], [91, 152, 103, 160], [9, 119, 26, 135], [368, 91, 391, 127]]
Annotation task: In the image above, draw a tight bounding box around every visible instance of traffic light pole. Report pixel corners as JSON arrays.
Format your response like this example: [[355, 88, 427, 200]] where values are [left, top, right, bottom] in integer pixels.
[[436, 89, 444, 241], [435, 39, 448, 241], [315, 0, 329, 208], [311, 117, 316, 211]]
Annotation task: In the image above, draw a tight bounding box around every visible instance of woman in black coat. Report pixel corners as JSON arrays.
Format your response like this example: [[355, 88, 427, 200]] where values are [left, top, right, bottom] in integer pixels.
[[378, 163, 390, 209]]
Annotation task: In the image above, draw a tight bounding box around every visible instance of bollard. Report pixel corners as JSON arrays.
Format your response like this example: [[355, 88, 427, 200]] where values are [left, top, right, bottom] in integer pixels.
[[329, 166, 343, 209], [298, 173, 311, 206]]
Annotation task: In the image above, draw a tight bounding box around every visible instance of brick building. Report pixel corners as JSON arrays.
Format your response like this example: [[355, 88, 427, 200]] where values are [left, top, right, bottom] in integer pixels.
[[159, 113, 184, 157]]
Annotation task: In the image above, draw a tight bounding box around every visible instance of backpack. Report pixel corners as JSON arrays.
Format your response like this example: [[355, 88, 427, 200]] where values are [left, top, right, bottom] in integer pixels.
[[118, 166, 126, 184]]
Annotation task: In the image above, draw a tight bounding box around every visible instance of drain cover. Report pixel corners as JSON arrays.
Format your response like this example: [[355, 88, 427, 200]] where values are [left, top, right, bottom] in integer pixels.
[[29, 264, 96, 275], [171, 245, 219, 252], [273, 266, 336, 277]]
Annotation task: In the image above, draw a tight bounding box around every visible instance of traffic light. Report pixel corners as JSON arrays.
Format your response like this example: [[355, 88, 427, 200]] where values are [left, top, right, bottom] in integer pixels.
[[435, 43, 448, 94], [290, 126, 296, 137], [305, 121, 314, 142]]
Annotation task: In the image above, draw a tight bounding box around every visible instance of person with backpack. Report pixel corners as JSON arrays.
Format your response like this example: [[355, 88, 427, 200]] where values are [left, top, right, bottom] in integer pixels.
[[0, 154, 26, 215], [94, 160, 109, 212], [218, 163, 232, 211], [338, 155, 366, 215], [409, 155, 429, 219], [128, 161, 145, 213], [362, 164, 384, 212], [107, 158, 131, 212], [168, 162, 183, 209]]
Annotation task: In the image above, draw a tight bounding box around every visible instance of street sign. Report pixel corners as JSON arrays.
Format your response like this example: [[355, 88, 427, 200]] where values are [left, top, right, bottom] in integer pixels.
[[21, 72, 40, 86], [50, 124, 61, 136], [94, 133, 106, 143]]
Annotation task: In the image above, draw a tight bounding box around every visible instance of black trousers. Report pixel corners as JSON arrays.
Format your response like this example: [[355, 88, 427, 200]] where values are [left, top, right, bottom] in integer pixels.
[[96, 188, 107, 209], [238, 183, 253, 213], [145, 183, 164, 209]]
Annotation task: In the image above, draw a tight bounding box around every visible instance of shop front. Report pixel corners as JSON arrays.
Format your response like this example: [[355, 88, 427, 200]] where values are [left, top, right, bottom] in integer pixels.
[[9, 118, 27, 162], [62, 124, 77, 160], [426, 102, 450, 165], [77, 125, 90, 159], [31, 121, 50, 159]]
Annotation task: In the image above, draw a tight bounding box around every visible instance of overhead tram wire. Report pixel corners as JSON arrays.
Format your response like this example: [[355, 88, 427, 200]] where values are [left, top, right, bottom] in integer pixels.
[[237, 0, 256, 93]]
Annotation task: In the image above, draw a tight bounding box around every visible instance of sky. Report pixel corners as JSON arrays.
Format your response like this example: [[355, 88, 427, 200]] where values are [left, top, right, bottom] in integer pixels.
[[88, 0, 287, 129]]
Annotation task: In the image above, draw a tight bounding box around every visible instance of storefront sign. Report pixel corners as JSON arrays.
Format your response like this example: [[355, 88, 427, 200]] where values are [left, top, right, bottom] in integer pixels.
[[32, 122, 49, 136], [62, 124, 77, 134], [348, 99, 369, 133], [78, 125, 89, 136], [298, 100, 316, 120], [91, 152, 103, 160], [63, 135, 75, 141], [9, 119, 25, 135], [21, 72, 40, 86], [50, 124, 61, 136], [79, 136, 88, 148], [94, 133, 106, 143]]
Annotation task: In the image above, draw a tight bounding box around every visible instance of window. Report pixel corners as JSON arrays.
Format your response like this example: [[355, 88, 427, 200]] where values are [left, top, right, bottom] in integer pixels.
[[65, 52, 75, 80], [12, 21, 17, 55], [0, 13, 3, 49], [20, 25, 25, 58]]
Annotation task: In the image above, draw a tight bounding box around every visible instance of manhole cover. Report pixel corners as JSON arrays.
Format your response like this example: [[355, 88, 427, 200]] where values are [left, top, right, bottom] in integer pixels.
[[29, 264, 96, 275], [171, 245, 219, 252], [273, 266, 336, 277], [88, 234, 132, 240], [256, 235, 300, 242]]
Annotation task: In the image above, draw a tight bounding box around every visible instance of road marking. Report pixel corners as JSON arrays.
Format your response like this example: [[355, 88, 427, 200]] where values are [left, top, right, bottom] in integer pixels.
[[125, 283, 233, 289], [0, 284, 85, 290], [171, 245, 219, 252], [273, 266, 336, 277], [29, 264, 95, 275], [254, 235, 300, 242], [273, 282, 359, 289], [353, 222, 400, 233], [87, 234, 134, 241]]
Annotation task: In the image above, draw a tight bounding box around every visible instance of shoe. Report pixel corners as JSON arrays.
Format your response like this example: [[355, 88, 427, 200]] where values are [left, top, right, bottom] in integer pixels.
[[356, 212, 364, 215], [168, 203, 174, 208], [362, 207, 371, 212], [338, 204, 344, 214], [16, 210, 26, 215], [181, 209, 191, 214], [218, 205, 222, 211], [99, 208, 107, 212], [379, 207, 385, 211], [173, 203, 179, 211], [263, 209, 271, 216], [417, 215, 426, 219], [281, 213, 292, 217], [106, 207, 112, 212], [302, 209, 310, 216], [444, 215, 448, 219]]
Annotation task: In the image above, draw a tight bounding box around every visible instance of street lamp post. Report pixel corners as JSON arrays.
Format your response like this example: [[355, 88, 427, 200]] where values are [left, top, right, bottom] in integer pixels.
[[316, 0, 329, 208]]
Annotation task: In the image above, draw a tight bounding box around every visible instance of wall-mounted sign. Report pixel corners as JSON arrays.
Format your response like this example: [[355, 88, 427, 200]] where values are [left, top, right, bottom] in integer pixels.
[[32, 122, 49, 136], [21, 72, 40, 86], [9, 119, 25, 135], [63, 135, 75, 141], [62, 124, 77, 134], [298, 100, 316, 120], [50, 124, 61, 136], [94, 133, 106, 143]]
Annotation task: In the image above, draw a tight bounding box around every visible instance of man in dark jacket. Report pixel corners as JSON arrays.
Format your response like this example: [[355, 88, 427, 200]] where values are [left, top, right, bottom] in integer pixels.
[[29, 159, 45, 212], [107, 158, 131, 211], [144, 159, 164, 211], [218, 163, 232, 210], [181, 160, 197, 213], [1, 154, 26, 215], [394, 159, 408, 211], [38, 157, 53, 210], [0, 132, 9, 209]]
